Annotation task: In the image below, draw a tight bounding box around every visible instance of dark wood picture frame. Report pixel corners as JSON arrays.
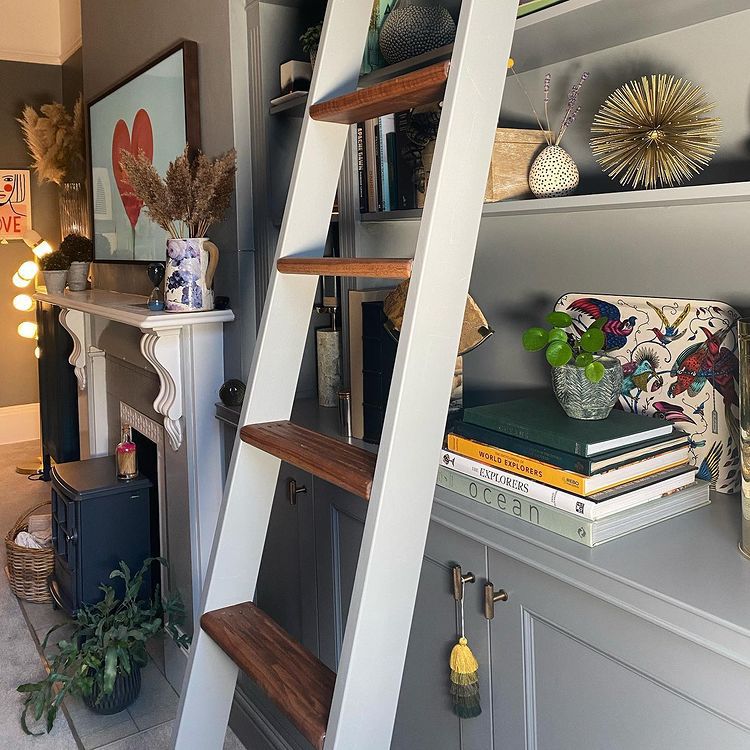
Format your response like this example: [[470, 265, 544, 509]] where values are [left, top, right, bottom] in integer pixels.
[[87, 40, 201, 264]]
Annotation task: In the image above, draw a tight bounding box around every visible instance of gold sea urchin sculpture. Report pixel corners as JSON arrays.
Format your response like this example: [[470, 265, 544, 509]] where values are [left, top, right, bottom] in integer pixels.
[[590, 75, 720, 189]]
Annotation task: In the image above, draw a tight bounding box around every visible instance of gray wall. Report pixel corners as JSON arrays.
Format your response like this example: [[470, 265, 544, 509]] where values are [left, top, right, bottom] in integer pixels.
[[0, 61, 63, 407], [80, 0, 252, 381], [354, 8, 750, 406]]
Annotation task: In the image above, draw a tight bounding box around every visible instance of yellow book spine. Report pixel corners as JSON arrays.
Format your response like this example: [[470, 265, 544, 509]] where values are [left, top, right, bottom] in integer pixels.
[[447, 434, 588, 494]]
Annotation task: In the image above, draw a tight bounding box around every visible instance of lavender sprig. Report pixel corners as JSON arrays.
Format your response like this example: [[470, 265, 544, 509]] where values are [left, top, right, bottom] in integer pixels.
[[556, 71, 589, 146], [508, 59, 552, 145], [543, 72, 551, 134]]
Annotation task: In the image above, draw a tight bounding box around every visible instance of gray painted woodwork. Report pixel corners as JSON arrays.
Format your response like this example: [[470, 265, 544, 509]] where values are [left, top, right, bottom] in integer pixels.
[[218, 404, 750, 749]]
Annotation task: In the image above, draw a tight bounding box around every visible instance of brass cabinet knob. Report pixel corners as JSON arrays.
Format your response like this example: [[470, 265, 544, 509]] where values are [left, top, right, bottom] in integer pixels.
[[484, 582, 509, 620], [287, 478, 307, 506], [451, 565, 476, 601]]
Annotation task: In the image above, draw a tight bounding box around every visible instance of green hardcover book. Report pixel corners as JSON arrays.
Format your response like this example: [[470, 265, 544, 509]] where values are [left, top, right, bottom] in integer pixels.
[[462, 396, 672, 457], [436, 466, 710, 547]]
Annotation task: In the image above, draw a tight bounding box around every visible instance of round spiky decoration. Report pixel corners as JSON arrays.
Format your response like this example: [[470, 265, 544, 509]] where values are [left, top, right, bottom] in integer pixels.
[[590, 75, 720, 189]]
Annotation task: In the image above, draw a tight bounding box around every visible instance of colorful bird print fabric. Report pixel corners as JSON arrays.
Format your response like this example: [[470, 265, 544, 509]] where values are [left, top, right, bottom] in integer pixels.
[[557, 294, 740, 494]]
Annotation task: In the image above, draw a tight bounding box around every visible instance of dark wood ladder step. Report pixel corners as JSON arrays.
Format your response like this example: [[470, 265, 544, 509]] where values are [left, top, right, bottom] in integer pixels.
[[201, 603, 335, 750], [240, 421, 377, 500], [309, 61, 450, 124], [278, 257, 412, 279]]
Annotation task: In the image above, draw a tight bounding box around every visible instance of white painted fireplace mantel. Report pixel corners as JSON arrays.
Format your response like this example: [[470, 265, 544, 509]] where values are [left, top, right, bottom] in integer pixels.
[[35, 288, 234, 622]]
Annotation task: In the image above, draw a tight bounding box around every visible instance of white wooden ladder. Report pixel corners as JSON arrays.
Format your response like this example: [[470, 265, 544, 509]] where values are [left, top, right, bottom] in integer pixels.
[[172, 1, 519, 747]]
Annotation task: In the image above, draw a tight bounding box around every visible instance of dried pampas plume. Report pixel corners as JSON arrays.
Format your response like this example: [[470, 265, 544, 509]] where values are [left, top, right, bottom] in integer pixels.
[[120, 145, 237, 238], [590, 75, 720, 190], [17, 94, 84, 185]]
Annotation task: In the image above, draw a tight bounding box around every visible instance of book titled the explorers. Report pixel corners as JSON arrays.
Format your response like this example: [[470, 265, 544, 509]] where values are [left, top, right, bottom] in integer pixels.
[[440, 451, 696, 520]]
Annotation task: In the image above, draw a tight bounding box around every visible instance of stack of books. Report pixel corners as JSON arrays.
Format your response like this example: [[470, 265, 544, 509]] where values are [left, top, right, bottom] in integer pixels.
[[439, 396, 710, 547]]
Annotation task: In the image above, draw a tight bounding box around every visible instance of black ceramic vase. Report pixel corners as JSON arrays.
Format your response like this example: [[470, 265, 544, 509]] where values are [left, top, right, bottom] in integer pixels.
[[219, 379, 246, 408], [379, 0, 456, 65], [83, 666, 142, 715]]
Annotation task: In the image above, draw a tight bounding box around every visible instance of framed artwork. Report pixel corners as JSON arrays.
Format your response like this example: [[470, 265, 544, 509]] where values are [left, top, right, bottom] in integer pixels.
[[0, 169, 31, 239], [88, 41, 200, 263], [557, 293, 741, 494]]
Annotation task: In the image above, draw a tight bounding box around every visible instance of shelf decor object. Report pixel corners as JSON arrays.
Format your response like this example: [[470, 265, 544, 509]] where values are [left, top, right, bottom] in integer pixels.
[[508, 62, 588, 198], [590, 75, 721, 189], [484, 128, 552, 203], [522, 310, 623, 419], [557, 293, 740, 493], [378, 0, 456, 66], [119, 145, 235, 312]]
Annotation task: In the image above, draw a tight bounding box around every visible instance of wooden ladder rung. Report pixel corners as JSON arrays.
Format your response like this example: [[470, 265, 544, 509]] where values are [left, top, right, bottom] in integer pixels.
[[240, 421, 377, 500], [278, 257, 412, 279], [201, 603, 335, 750], [309, 61, 450, 124]]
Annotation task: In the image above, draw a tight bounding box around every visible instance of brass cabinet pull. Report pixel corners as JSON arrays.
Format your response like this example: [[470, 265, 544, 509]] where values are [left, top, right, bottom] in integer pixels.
[[451, 565, 476, 601], [484, 582, 508, 620], [287, 478, 307, 506]]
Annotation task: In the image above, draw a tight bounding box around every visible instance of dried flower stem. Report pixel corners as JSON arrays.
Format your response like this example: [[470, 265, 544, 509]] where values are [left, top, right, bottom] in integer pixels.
[[509, 64, 552, 146]]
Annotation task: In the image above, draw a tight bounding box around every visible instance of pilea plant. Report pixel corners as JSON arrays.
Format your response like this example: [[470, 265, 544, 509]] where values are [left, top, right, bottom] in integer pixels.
[[522, 311, 608, 383], [300, 22, 323, 56]]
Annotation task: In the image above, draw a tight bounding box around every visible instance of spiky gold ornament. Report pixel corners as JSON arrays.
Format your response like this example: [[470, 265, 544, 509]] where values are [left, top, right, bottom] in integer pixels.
[[590, 75, 720, 189]]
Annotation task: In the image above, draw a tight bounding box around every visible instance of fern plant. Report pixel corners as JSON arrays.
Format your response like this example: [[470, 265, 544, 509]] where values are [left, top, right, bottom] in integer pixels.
[[18, 558, 189, 735], [522, 311, 608, 383]]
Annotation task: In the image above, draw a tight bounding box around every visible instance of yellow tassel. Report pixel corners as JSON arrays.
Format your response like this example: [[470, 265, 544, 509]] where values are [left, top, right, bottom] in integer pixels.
[[450, 637, 478, 674]]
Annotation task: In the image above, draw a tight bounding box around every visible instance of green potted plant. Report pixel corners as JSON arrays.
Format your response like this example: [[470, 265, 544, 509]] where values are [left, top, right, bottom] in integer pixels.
[[39, 248, 70, 295], [300, 22, 323, 66], [522, 311, 624, 420], [60, 233, 93, 291], [18, 558, 189, 734]]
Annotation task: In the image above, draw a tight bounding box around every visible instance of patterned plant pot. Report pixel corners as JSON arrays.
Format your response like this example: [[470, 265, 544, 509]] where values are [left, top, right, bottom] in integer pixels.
[[43, 270, 68, 295], [528, 145, 580, 198], [67, 261, 90, 291], [551, 356, 623, 420], [83, 666, 142, 715], [379, 0, 456, 65]]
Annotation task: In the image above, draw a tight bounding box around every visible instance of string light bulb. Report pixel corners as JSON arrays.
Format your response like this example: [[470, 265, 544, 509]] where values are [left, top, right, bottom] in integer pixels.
[[34, 346, 40, 359], [17, 260, 39, 281], [12, 273, 31, 288], [23, 229, 53, 258], [12, 294, 33, 311], [17, 321, 37, 339]]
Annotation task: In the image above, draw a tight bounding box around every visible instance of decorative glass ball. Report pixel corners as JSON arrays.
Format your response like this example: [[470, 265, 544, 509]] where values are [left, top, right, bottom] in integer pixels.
[[219, 379, 246, 408]]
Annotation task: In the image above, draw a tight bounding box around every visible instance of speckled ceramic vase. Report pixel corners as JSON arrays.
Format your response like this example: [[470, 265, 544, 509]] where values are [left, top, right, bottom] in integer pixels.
[[528, 145, 580, 198], [379, 0, 456, 65]]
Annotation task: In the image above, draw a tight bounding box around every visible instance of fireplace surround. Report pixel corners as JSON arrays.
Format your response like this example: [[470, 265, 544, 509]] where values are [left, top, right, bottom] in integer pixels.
[[35, 288, 234, 689]]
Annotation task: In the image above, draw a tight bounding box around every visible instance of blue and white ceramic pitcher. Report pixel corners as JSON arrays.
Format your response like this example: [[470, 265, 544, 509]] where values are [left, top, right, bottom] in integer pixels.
[[165, 238, 219, 312]]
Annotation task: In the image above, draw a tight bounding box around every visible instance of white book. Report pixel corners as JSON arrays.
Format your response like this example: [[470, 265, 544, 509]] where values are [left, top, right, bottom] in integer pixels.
[[440, 450, 697, 520]]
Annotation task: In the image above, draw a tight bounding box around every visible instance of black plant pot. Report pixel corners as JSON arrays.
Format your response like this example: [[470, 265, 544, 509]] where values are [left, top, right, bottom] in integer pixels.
[[83, 666, 142, 715]]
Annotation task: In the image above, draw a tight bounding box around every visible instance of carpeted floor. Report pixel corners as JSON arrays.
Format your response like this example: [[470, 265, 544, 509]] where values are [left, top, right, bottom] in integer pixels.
[[0, 440, 78, 748]]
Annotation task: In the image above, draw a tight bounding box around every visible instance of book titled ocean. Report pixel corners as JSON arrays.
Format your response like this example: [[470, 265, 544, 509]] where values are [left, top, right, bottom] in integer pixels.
[[436, 466, 710, 547], [462, 396, 672, 457]]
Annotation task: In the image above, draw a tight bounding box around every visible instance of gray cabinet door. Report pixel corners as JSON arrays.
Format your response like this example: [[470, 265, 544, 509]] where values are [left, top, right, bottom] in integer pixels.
[[255, 463, 318, 650], [313, 478, 492, 749], [487, 548, 750, 750]]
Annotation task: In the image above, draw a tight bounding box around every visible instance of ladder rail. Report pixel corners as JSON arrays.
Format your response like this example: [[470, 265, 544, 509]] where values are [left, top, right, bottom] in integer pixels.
[[172, 2, 374, 747], [324, 1, 521, 748]]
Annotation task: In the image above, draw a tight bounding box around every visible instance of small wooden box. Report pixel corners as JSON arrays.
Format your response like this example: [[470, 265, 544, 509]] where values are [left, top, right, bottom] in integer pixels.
[[484, 128, 551, 203]]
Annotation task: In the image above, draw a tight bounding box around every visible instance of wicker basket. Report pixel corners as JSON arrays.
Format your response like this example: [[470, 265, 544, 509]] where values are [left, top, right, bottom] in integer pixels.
[[5, 501, 54, 603]]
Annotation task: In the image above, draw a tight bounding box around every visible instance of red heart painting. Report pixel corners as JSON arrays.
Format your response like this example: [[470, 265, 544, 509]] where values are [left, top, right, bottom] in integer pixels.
[[112, 109, 154, 229]]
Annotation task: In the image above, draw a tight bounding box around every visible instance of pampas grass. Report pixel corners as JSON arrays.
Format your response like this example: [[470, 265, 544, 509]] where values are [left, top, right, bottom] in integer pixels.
[[18, 95, 84, 185], [120, 145, 236, 238]]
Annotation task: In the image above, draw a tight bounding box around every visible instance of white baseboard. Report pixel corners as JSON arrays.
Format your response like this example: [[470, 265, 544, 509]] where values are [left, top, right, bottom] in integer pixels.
[[0, 403, 40, 445]]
